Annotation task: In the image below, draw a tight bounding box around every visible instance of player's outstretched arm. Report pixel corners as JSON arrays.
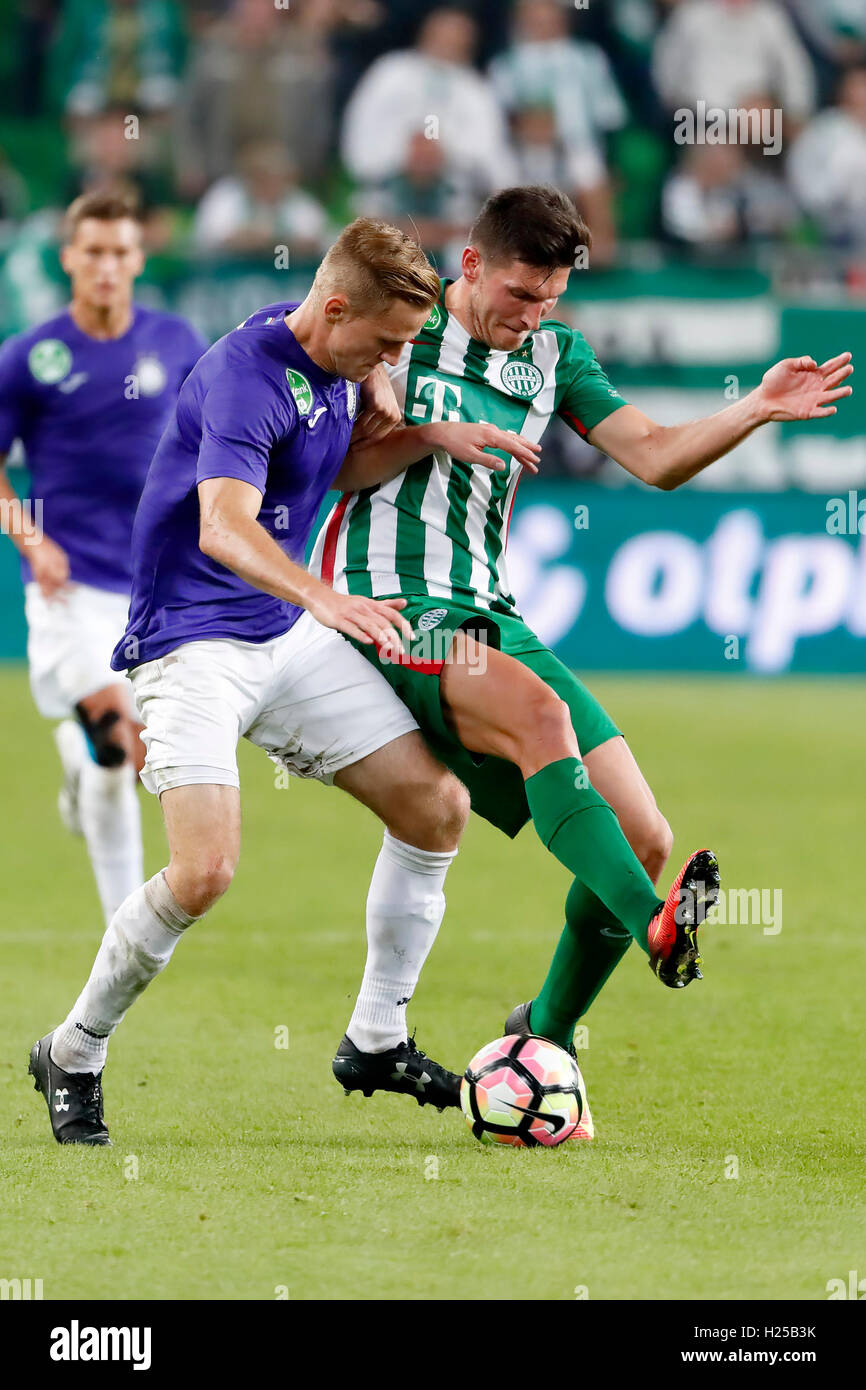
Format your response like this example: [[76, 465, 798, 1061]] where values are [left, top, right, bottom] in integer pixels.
[[334, 421, 541, 490], [588, 352, 854, 491], [197, 476, 412, 651]]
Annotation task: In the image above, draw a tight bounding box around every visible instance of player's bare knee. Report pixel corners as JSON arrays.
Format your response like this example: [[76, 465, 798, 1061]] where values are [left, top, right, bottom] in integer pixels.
[[435, 772, 470, 845], [75, 700, 130, 768], [391, 769, 468, 851], [169, 853, 236, 916], [512, 690, 575, 766]]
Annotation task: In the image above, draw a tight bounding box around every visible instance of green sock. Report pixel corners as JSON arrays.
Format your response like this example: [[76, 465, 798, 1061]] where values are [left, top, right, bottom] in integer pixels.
[[529, 880, 633, 1048], [525, 757, 662, 955]]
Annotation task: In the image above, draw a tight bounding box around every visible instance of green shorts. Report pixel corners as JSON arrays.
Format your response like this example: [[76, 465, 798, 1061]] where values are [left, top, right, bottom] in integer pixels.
[[353, 595, 620, 838]]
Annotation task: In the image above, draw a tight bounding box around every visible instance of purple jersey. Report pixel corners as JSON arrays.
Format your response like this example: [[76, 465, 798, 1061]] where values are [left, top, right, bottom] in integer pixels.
[[0, 306, 206, 593], [111, 302, 359, 670]]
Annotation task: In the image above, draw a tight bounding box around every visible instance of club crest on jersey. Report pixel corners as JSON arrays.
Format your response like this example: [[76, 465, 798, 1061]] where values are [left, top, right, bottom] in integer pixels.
[[501, 359, 543, 399], [346, 380, 358, 419], [133, 355, 168, 396], [28, 338, 72, 385], [286, 368, 313, 416], [417, 607, 448, 631]]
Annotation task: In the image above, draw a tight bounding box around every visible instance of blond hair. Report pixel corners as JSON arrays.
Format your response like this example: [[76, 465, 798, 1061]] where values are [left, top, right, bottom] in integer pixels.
[[315, 218, 441, 315]]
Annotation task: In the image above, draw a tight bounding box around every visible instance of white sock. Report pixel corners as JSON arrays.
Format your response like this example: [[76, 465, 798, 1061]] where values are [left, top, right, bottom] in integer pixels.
[[347, 831, 457, 1054], [54, 718, 87, 780], [78, 757, 144, 926], [50, 871, 199, 1074], [53, 719, 87, 833]]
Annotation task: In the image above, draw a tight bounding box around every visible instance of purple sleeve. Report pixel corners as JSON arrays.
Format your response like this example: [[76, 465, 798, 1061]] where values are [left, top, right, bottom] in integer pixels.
[[0, 336, 28, 453], [196, 367, 296, 494]]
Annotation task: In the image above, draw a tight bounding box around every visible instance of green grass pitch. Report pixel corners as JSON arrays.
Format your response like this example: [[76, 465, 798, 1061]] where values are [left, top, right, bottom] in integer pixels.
[[1, 666, 864, 1301]]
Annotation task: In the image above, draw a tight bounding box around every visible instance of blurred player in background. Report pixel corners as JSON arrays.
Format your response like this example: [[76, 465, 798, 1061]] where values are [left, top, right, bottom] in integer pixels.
[[0, 191, 207, 926], [313, 184, 854, 1087]]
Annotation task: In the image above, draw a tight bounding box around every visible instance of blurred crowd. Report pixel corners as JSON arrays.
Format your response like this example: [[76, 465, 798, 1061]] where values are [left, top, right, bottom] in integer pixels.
[[2, 0, 866, 270]]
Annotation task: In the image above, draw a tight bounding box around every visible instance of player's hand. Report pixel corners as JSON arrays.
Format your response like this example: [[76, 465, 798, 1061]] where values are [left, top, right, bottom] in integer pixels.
[[758, 352, 854, 421], [429, 421, 542, 473], [307, 587, 413, 653], [353, 363, 403, 445], [29, 535, 70, 598]]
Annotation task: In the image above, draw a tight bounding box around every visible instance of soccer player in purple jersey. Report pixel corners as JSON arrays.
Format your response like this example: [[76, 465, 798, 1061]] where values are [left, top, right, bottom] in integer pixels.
[[28, 218, 540, 1144], [0, 191, 207, 927]]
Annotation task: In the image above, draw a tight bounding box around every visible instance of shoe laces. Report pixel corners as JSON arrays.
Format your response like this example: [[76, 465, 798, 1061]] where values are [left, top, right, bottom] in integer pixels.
[[405, 1032, 434, 1066], [79, 1075, 104, 1121]]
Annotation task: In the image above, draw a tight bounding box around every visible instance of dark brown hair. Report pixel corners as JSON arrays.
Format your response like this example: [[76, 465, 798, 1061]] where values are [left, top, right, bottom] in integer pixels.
[[469, 186, 592, 268]]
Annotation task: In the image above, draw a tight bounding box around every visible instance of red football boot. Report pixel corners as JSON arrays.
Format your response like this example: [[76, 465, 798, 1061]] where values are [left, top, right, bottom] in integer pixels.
[[648, 849, 720, 988]]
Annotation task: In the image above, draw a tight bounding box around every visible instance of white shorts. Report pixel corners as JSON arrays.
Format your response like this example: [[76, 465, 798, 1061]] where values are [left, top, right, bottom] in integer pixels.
[[127, 609, 419, 796], [25, 582, 134, 720]]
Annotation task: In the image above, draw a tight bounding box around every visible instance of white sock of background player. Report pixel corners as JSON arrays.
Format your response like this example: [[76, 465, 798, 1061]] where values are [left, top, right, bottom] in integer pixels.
[[53, 717, 87, 832], [346, 830, 457, 1053], [78, 758, 144, 926], [50, 871, 199, 1074]]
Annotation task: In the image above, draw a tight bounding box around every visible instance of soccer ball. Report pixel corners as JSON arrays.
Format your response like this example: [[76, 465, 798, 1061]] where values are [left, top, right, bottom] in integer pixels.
[[460, 1034, 593, 1147]]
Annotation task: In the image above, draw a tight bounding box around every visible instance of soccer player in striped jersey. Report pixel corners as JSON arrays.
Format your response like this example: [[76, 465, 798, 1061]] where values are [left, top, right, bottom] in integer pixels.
[[313, 186, 853, 1087]]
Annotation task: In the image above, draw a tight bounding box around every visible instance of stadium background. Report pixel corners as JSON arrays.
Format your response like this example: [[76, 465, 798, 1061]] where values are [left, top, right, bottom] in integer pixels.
[[0, 0, 863, 675], [2, 2, 865, 1307]]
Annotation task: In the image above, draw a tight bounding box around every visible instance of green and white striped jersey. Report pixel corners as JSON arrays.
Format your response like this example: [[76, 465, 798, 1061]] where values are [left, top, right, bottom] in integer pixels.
[[310, 280, 627, 615]]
